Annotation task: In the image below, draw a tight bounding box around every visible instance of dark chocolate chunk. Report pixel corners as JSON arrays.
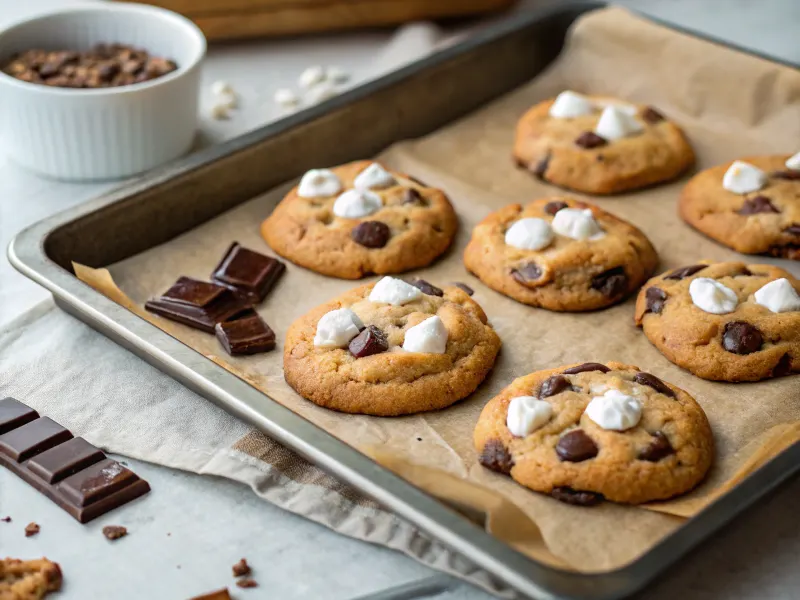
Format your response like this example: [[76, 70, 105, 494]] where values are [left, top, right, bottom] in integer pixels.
[[401, 188, 423, 205], [211, 242, 285, 304], [478, 440, 514, 475], [738, 195, 779, 215], [145, 277, 248, 333], [771, 170, 800, 181], [556, 430, 598, 462], [351, 221, 391, 248], [102, 525, 128, 540], [534, 154, 551, 178], [772, 354, 793, 377], [562, 363, 610, 375], [638, 432, 675, 462], [214, 311, 276, 356], [785, 224, 800, 236], [550, 487, 604, 506], [409, 278, 443, 297], [452, 282, 474, 296], [232, 558, 251, 577], [664, 264, 705, 280], [633, 372, 675, 398], [25, 522, 40, 537], [348, 326, 389, 358], [0, 417, 72, 462], [27, 437, 105, 484], [544, 201, 568, 215], [236, 579, 258, 589], [591, 266, 627, 298], [575, 132, 607, 149], [645, 287, 667, 314], [641, 106, 665, 124], [0, 397, 39, 435], [539, 375, 573, 398], [511, 263, 542, 285], [722, 321, 763, 355]]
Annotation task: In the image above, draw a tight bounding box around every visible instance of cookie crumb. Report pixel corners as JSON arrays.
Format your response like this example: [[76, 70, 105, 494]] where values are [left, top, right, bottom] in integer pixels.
[[189, 588, 231, 600], [232, 558, 251, 577], [25, 522, 40, 537], [1, 516, 11, 522], [236, 578, 258, 589], [102, 525, 128, 540]]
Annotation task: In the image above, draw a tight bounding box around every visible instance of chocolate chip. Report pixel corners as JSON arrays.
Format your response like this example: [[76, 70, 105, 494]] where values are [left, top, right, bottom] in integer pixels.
[[409, 279, 443, 297], [479, 440, 514, 475], [734, 267, 753, 277], [408, 176, 428, 187], [633, 372, 675, 398], [642, 106, 665, 124], [591, 266, 627, 298], [97, 62, 120, 82], [452, 282, 474, 296], [722, 321, 763, 355], [539, 375, 573, 398], [550, 487, 604, 506], [236, 579, 258, 589], [784, 224, 800, 236], [562, 363, 610, 375], [638, 432, 674, 462], [664, 264, 706, 280], [401, 188, 423, 205], [102, 525, 128, 540], [556, 430, 598, 462], [738, 195, 780, 215], [351, 221, 390, 248], [534, 154, 551, 178], [771, 170, 800, 181], [511, 263, 542, 285], [575, 131, 607, 149], [544, 201, 568, 215], [772, 354, 793, 377], [348, 326, 389, 358], [645, 287, 667, 314]]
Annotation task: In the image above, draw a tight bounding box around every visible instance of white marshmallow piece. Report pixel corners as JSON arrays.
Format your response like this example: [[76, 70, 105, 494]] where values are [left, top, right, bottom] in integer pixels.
[[551, 208, 604, 240], [369, 276, 422, 306], [209, 102, 231, 120], [274, 88, 299, 108], [354, 163, 396, 190], [211, 80, 233, 96], [327, 66, 350, 83], [313, 308, 364, 348], [506, 396, 554, 437], [402, 316, 448, 354], [332, 189, 382, 218], [594, 106, 644, 141], [504, 218, 554, 251], [754, 278, 800, 313], [722, 161, 767, 194], [307, 81, 337, 104], [585, 389, 642, 431], [785, 151, 800, 171], [297, 169, 342, 198], [549, 91, 594, 118], [689, 277, 739, 314], [299, 65, 326, 89]]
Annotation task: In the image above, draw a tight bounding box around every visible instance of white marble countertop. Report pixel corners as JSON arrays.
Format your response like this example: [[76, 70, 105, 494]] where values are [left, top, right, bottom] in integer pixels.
[[2, 1, 799, 599]]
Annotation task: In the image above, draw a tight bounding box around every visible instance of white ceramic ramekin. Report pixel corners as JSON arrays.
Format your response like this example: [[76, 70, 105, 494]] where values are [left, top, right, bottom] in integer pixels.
[[0, 3, 206, 181]]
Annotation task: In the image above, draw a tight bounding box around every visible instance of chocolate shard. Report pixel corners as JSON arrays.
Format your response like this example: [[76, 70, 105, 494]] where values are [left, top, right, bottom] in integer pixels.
[[409, 278, 443, 297], [349, 326, 389, 358], [722, 321, 763, 355], [550, 487, 604, 506], [479, 440, 514, 475], [401, 188, 424, 205], [633, 372, 676, 398], [664, 264, 706, 280], [562, 362, 610, 375], [145, 277, 249, 333], [211, 242, 285, 304], [214, 310, 276, 356], [575, 131, 607, 149], [534, 154, 551, 178]]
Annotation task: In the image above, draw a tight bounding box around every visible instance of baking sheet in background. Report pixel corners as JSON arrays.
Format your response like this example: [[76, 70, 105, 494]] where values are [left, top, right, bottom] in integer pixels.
[[78, 7, 800, 573]]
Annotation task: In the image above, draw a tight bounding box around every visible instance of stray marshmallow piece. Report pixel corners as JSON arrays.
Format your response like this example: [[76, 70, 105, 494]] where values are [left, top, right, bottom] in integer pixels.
[[314, 308, 364, 348], [504, 218, 554, 251], [369, 276, 422, 306], [585, 389, 642, 431], [327, 66, 350, 83], [551, 208, 604, 240], [210, 102, 231, 120], [354, 163, 396, 190], [549, 91, 594, 118], [298, 169, 342, 198], [506, 396, 553, 437], [274, 88, 299, 108], [332, 189, 382, 218], [594, 106, 644, 140], [306, 81, 337, 105], [722, 161, 767, 194], [689, 277, 739, 314], [402, 316, 448, 354], [299, 65, 326, 89], [785, 151, 800, 171], [211, 80, 233, 96], [754, 278, 800, 313]]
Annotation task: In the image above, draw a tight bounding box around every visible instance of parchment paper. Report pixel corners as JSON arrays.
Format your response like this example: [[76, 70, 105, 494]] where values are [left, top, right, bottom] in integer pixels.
[[76, 7, 800, 573]]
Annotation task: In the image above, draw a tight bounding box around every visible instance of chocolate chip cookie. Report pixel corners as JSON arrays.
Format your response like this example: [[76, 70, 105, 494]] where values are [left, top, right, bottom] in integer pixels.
[[514, 92, 694, 195], [635, 261, 800, 381], [679, 155, 800, 259], [261, 160, 458, 279], [284, 277, 501, 416], [474, 361, 713, 504], [463, 197, 658, 311], [1, 558, 62, 599]]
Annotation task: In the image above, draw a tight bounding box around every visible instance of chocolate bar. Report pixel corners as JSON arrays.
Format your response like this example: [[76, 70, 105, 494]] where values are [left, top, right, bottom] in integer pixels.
[[144, 276, 248, 333], [0, 398, 150, 523], [212, 242, 285, 304], [214, 309, 276, 355]]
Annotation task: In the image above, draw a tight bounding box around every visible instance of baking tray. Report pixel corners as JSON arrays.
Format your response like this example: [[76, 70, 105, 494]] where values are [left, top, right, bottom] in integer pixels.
[[8, 3, 800, 598]]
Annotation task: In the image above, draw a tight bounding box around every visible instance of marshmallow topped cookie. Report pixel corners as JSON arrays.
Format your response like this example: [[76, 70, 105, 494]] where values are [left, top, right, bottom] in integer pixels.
[[513, 91, 694, 195], [635, 261, 800, 381], [284, 277, 501, 416], [261, 160, 458, 279], [463, 197, 658, 311]]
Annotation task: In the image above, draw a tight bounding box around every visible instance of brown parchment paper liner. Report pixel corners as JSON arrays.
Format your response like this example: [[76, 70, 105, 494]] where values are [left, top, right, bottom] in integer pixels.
[[73, 7, 800, 573]]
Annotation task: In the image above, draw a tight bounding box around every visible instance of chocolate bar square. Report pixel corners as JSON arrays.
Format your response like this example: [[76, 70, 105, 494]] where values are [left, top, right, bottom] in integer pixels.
[[0, 397, 39, 434], [212, 243, 285, 304], [215, 309, 276, 355]]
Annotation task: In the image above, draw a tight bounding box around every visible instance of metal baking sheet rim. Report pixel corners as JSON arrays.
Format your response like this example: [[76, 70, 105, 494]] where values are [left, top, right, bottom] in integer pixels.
[[7, 3, 800, 599]]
